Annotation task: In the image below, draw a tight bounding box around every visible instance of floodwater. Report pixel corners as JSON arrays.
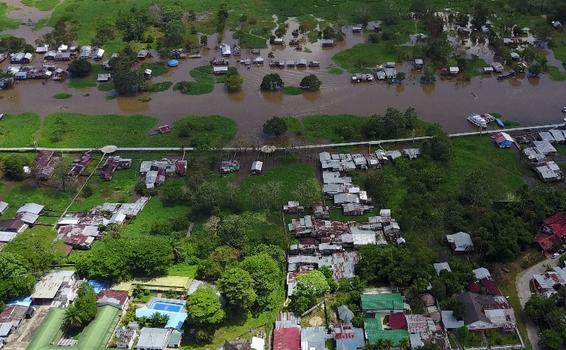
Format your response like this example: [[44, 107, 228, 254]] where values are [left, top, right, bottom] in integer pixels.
[[2, 17, 566, 144], [3, 0, 54, 43]]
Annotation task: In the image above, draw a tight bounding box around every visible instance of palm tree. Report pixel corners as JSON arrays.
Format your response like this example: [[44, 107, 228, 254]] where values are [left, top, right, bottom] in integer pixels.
[[399, 338, 410, 350], [63, 305, 82, 331], [381, 339, 394, 350]]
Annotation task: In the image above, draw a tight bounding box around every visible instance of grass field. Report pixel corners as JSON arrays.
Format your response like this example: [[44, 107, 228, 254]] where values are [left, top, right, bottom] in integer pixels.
[[548, 65, 566, 81], [122, 197, 191, 236], [0, 3, 18, 31], [21, 0, 61, 11], [333, 43, 410, 72], [282, 86, 303, 95], [146, 81, 173, 92], [53, 92, 73, 99], [141, 62, 170, 77], [0, 113, 41, 147], [68, 64, 103, 89]]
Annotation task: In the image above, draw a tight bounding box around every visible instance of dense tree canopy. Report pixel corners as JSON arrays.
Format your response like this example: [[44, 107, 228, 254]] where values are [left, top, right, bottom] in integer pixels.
[[290, 270, 330, 313], [186, 286, 225, 327], [64, 284, 97, 331], [218, 267, 257, 310], [0, 253, 35, 304], [241, 253, 282, 310], [263, 117, 288, 136], [260, 74, 284, 91], [299, 74, 321, 91], [68, 59, 92, 78]]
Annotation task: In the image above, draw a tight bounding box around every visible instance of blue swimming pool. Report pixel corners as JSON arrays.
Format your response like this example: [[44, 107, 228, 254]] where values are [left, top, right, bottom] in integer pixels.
[[149, 300, 183, 313]]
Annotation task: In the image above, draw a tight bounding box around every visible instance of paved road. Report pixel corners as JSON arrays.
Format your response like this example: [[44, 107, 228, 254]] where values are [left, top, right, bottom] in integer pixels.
[[515, 257, 559, 350]]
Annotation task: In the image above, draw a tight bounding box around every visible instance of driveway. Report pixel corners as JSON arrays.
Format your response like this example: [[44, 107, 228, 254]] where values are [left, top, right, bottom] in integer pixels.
[[515, 257, 559, 350]]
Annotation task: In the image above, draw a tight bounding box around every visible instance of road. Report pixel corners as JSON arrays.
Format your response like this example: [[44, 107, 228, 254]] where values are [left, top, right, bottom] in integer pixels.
[[515, 257, 559, 350]]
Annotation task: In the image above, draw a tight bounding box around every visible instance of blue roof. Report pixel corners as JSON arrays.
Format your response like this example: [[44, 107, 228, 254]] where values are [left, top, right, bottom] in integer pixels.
[[7, 296, 32, 307], [135, 303, 187, 330], [167, 60, 179, 67], [88, 280, 109, 294]]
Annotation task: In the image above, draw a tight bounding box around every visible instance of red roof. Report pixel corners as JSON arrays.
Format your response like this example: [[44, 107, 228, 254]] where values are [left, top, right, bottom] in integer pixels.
[[480, 278, 502, 296], [388, 312, 407, 330], [468, 282, 481, 293], [273, 327, 300, 350], [543, 212, 566, 238], [96, 290, 129, 307], [535, 233, 560, 252]]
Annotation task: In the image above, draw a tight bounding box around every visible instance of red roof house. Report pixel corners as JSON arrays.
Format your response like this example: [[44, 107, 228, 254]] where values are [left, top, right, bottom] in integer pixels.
[[273, 327, 300, 350], [387, 312, 408, 330], [96, 290, 129, 310], [542, 212, 566, 238]]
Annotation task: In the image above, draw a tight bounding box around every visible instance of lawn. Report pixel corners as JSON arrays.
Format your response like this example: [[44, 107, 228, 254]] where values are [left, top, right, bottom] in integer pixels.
[[21, 0, 61, 11], [141, 62, 170, 77], [548, 65, 566, 81], [97, 82, 114, 91], [167, 263, 198, 278], [68, 64, 103, 89], [145, 115, 237, 148], [282, 86, 303, 95], [53, 92, 73, 99], [146, 81, 173, 93], [294, 114, 369, 143], [121, 197, 191, 236], [0, 113, 41, 147], [0, 3, 18, 31], [333, 43, 410, 72], [40, 113, 158, 147], [174, 66, 218, 96]]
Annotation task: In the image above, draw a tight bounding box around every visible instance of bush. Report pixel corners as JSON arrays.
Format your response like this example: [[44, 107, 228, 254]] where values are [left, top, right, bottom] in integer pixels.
[[299, 74, 321, 91], [263, 117, 288, 136], [260, 73, 284, 91], [68, 59, 92, 78], [3, 156, 27, 180]]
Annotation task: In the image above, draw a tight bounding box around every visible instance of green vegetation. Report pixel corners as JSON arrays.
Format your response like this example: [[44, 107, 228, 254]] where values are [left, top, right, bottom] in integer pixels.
[[97, 82, 114, 91], [333, 43, 409, 73], [175, 66, 216, 95], [53, 92, 73, 99], [0, 3, 18, 31], [21, 0, 60, 11], [282, 86, 303, 95], [548, 65, 566, 81], [146, 81, 173, 92], [0, 113, 40, 147], [141, 62, 169, 77], [69, 64, 102, 89], [148, 115, 237, 148], [328, 66, 344, 75]]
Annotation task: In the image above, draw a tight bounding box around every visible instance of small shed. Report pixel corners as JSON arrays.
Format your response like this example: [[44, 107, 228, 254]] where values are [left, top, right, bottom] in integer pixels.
[[494, 132, 514, 148], [250, 161, 263, 175], [449, 66, 460, 75], [213, 66, 228, 75], [414, 59, 424, 69], [321, 39, 335, 47], [97, 73, 111, 82]]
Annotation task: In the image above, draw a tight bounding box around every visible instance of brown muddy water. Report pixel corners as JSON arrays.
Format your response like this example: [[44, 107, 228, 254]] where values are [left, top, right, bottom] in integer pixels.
[[2, 16, 566, 144], [3, 0, 54, 43]]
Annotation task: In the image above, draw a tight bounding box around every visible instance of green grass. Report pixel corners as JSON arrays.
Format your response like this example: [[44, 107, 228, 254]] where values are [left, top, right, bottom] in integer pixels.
[[141, 62, 170, 77], [21, 0, 61, 11], [282, 117, 304, 135], [122, 197, 191, 236], [328, 66, 344, 75], [146, 115, 237, 148], [174, 66, 216, 95], [0, 113, 41, 147], [53, 92, 72, 99], [146, 81, 173, 92], [282, 86, 303, 95], [97, 82, 114, 91], [40, 113, 158, 147], [333, 43, 410, 73], [461, 56, 488, 80], [167, 263, 198, 278], [238, 32, 268, 49], [548, 65, 566, 81], [69, 64, 103, 89], [300, 114, 369, 142], [0, 3, 19, 31]]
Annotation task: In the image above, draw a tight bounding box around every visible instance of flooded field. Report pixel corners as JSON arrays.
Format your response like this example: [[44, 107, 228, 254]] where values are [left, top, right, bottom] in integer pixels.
[[2, 17, 566, 144]]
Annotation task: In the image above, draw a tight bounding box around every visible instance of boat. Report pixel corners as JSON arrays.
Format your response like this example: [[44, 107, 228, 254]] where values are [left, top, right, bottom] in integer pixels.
[[495, 118, 505, 128], [467, 114, 487, 128], [562, 107, 566, 113]]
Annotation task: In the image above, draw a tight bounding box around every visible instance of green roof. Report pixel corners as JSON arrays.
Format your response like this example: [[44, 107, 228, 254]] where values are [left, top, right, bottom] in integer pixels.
[[27, 306, 120, 350], [364, 318, 409, 346], [361, 293, 404, 312]]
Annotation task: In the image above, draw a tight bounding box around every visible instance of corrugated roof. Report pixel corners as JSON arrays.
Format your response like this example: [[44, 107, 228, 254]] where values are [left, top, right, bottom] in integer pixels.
[[361, 293, 404, 312]]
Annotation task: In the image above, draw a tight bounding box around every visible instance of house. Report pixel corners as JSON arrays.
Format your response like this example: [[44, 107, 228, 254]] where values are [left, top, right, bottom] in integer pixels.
[[273, 327, 300, 350], [135, 327, 171, 350], [362, 293, 409, 346], [94, 48, 105, 60], [220, 43, 232, 56], [334, 324, 365, 350], [539, 131, 555, 143], [449, 66, 460, 75], [342, 203, 373, 216], [535, 212, 566, 252], [352, 25, 363, 33], [137, 49, 150, 59], [115, 322, 139, 349], [213, 65, 229, 75], [272, 37, 285, 45], [251, 161, 263, 175], [446, 232, 473, 252], [0, 218, 28, 234], [494, 132, 514, 148], [101, 156, 132, 180], [36, 45, 49, 54], [533, 140, 557, 155], [321, 39, 335, 47], [80, 45, 92, 59], [433, 262, 451, 275], [457, 292, 515, 331], [284, 201, 305, 214], [33, 150, 60, 180], [535, 161, 563, 182], [532, 266, 566, 297], [97, 73, 111, 82], [441, 310, 464, 330], [31, 270, 77, 307], [550, 129, 566, 143], [220, 160, 240, 174], [301, 327, 326, 350], [523, 147, 546, 163], [96, 290, 129, 310]]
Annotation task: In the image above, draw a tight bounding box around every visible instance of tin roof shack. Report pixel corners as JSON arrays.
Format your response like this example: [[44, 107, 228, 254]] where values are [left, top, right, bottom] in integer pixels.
[[321, 39, 336, 47], [80, 45, 92, 59], [532, 266, 566, 297], [139, 158, 187, 189], [101, 156, 132, 180], [220, 160, 240, 174], [535, 161, 563, 182], [137, 49, 151, 60], [284, 201, 305, 214], [446, 232, 473, 253], [342, 203, 373, 216], [433, 262, 452, 276], [251, 161, 263, 175], [33, 150, 61, 180], [301, 327, 326, 350], [334, 323, 365, 350], [135, 327, 172, 350], [313, 204, 330, 219], [494, 132, 514, 148], [115, 322, 139, 349], [31, 270, 78, 307], [67, 152, 93, 177], [535, 212, 566, 253]]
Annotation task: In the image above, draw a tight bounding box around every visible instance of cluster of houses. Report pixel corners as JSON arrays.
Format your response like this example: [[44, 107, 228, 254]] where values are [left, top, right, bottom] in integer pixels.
[[285, 201, 404, 296], [101, 156, 132, 181], [139, 158, 187, 189], [521, 130, 566, 182], [56, 197, 149, 252], [535, 212, 566, 254], [0, 202, 44, 244], [268, 59, 320, 69], [532, 264, 566, 298], [320, 149, 420, 215]]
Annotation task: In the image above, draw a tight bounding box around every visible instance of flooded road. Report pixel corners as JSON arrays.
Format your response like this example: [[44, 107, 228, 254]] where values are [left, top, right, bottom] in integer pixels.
[[1, 17, 566, 144]]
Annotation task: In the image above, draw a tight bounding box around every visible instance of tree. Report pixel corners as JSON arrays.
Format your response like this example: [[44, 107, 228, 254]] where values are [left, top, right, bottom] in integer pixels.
[[225, 67, 243, 92], [410, 0, 431, 18], [241, 253, 282, 310], [116, 8, 148, 42], [300, 74, 321, 91], [218, 215, 247, 249], [471, 1, 490, 30], [459, 171, 490, 207], [260, 73, 284, 91], [0, 252, 35, 303], [290, 270, 330, 314], [186, 286, 225, 326], [420, 67, 436, 85], [64, 284, 97, 331], [68, 59, 92, 78], [113, 68, 144, 95], [3, 155, 27, 180], [200, 34, 208, 47], [198, 246, 240, 281], [162, 20, 185, 48], [421, 129, 453, 161], [218, 267, 257, 310], [128, 236, 174, 277], [263, 117, 288, 136]]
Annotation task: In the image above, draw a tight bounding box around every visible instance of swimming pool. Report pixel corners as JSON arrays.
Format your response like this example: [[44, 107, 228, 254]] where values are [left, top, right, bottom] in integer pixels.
[[148, 299, 184, 313]]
